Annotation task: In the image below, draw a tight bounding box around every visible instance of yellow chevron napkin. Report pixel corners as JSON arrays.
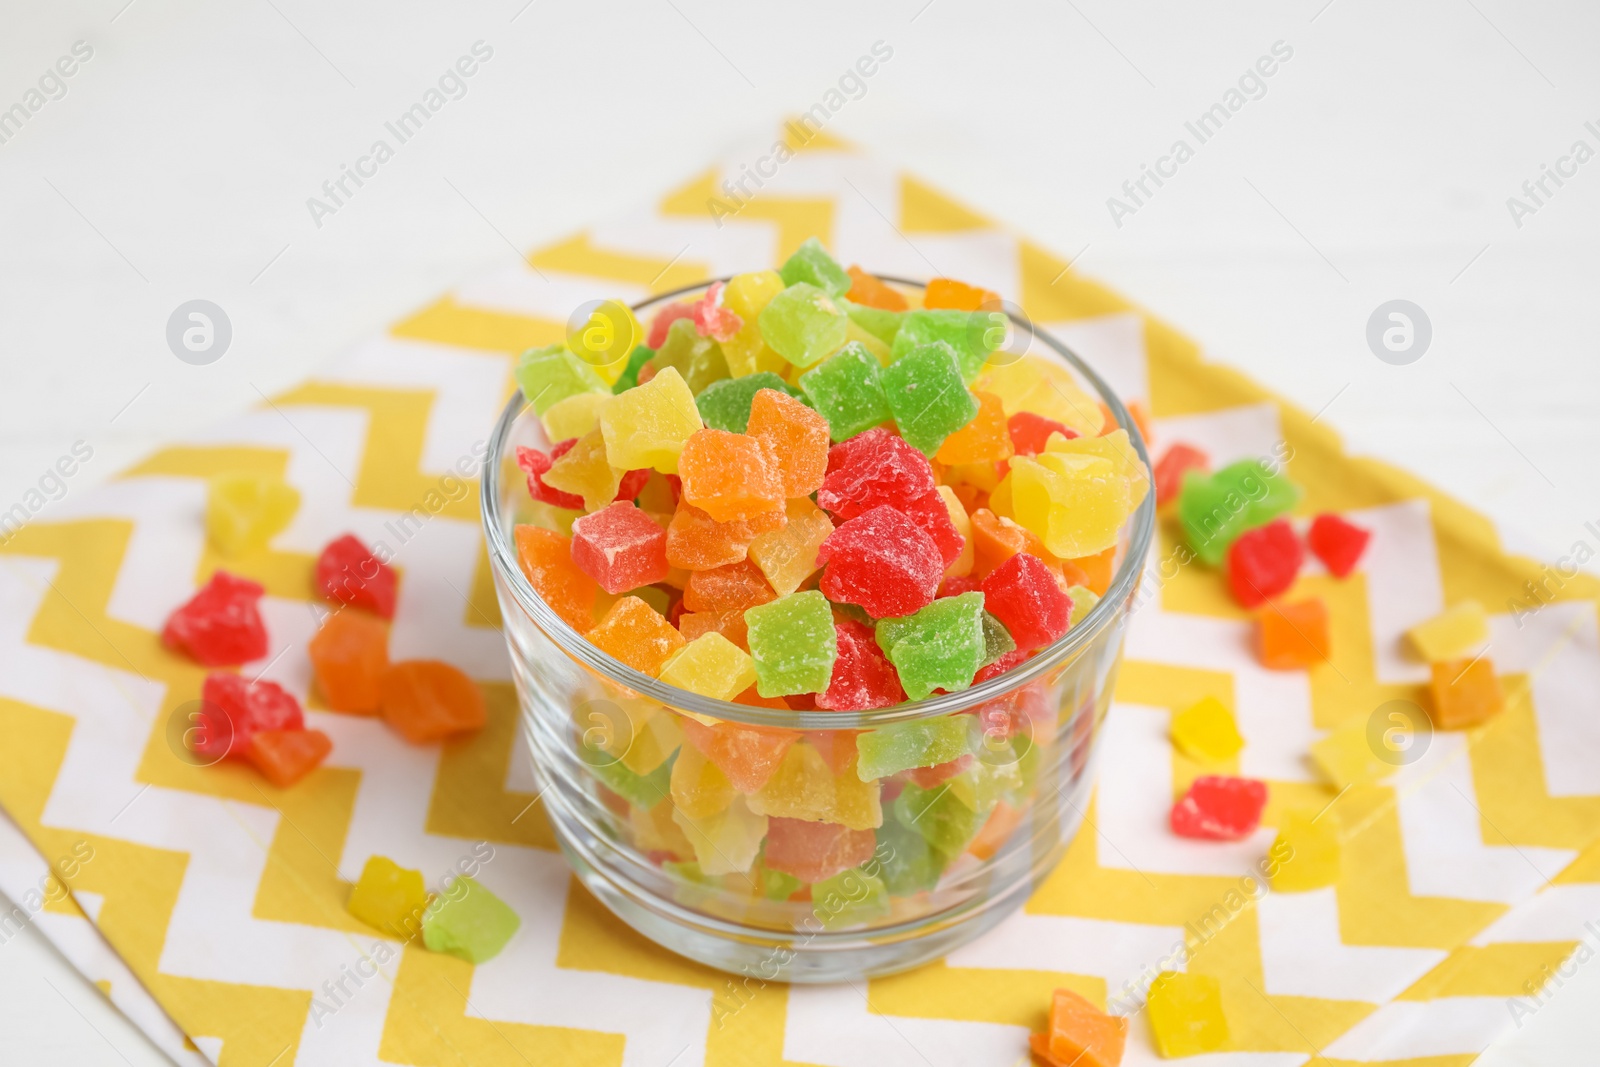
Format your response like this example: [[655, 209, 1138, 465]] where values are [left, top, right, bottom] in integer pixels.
[[2, 125, 1597, 1067]]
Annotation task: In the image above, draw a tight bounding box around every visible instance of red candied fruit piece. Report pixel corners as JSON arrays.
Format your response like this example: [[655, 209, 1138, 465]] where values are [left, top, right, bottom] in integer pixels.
[[691, 281, 742, 342], [192, 671, 305, 761], [315, 534, 397, 618], [570, 502, 671, 595], [974, 647, 1029, 684], [162, 571, 269, 667], [898, 491, 966, 568], [1007, 412, 1076, 456], [1154, 442, 1209, 507], [981, 552, 1073, 652], [646, 302, 697, 348], [763, 817, 877, 883], [1308, 513, 1371, 578], [1226, 519, 1304, 608], [1170, 775, 1268, 840], [615, 468, 650, 503], [817, 505, 943, 619], [817, 428, 937, 521], [516, 445, 585, 511], [816, 618, 906, 711], [906, 754, 974, 789], [939, 575, 982, 598]]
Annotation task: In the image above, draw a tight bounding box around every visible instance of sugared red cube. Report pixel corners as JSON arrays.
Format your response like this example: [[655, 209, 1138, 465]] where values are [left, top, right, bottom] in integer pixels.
[[1007, 411, 1074, 457], [1257, 598, 1330, 669], [816, 618, 906, 711], [799, 342, 893, 442], [1169, 696, 1243, 764], [1307, 512, 1371, 577], [421, 876, 520, 964], [1428, 656, 1504, 728], [315, 534, 397, 618], [1268, 813, 1341, 892], [1225, 519, 1304, 608], [307, 611, 389, 713], [1147, 971, 1229, 1057], [880, 342, 980, 456], [875, 591, 987, 700], [980, 552, 1071, 652], [1170, 775, 1267, 840], [745, 590, 837, 697], [678, 429, 785, 524], [162, 571, 269, 667], [194, 671, 304, 761], [745, 389, 830, 499], [588, 596, 686, 677], [601, 365, 704, 474], [817, 427, 937, 520], [379, 660, 487, 743], [570, 502, 671, 594], [347, 855, 429, 938], [1408, 601, 1490, 663], [1153, 442, 1209, 508], [245, 728, 332, 788], [817, 505, 943, 619]]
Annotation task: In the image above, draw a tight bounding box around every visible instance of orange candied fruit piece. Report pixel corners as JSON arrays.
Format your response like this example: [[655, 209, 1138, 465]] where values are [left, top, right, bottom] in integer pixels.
[[844, 265, 908, 311], [379, 660, 487, 743], [682, 558, 777, 614], [971, 507, 1060, 580], [923, 277, 999, 312], [1064, 546, 1115, 597], [936, 390, 1014, 466], [308, 610, 389, 713], [1428, 657, 1504, 728], [665, 502, 764, 572], [514, 525, 599, 633], [587, 595, 686, 677], [745, 389, 830, 499], [246, 728, 333, 788], [679, 608, 750, 652], [678, 429, 785, 524], [1257, 598, 1330, 670], [1030, 987, 1127, 1067], [1097, 399, 1152, 445]]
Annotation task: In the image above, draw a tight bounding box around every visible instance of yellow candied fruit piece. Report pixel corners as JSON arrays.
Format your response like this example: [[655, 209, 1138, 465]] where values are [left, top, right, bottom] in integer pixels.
[[1007, 453, 1130, 559], [347, 855, 429, 938], [1310, 722, 1391, 789], [542, 428, 622, 512], [567, 301, 643, 386], [658, 632, 758, 702], [1268, 812, 1341, 892], [938, 486, 975, 578], [1170, 696, 1244, 765], [1407, 601, 1490, 663], [206, 473, 300, 557], [630, 798, 694, 854], [601, 366, 703, 473], [1147, 971, 1230, 1057], [944, 461, 1003, 494], [516, 497, 580, 536], [540, 391, 612, 443], [1066, 584, 1099, 626], [721, 271, 788, 377], [747, 743, 882, 831], [671, 742, 735, 820], [672, 796, 767, 876], [749, 497, 834, 595], [618, 703, 684, 776], [975, 354, 1102, 437], [1045, 428, 1150, 509]]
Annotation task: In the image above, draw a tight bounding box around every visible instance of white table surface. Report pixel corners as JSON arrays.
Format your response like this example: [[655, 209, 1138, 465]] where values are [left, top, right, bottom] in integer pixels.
[[2, 0, 1597, 1062]]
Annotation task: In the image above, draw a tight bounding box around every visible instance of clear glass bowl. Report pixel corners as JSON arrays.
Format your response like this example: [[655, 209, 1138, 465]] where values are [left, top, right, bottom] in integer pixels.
[[480, 279, 1155, 982]]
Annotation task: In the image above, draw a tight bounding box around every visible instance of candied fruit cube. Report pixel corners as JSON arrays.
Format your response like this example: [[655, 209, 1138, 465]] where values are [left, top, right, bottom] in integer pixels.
[[670, 741, 735, 819], [1032, 988, 1127, 1067], [779, 237, 851, 298], [1179, 458, 1301, 566], [745, 590, 837, 697], [162, 570, 269, 667], [588, 595, 686, 677], [1257, 598, 1330, 669], [308, 611, 389, 713], [515, 344, 608, 414], [721, 271, 788, 378], [680, 717, 797, 794], [813, 867, 891, 929], [935, 389, 1013, 465], [694, 372, 801, 433], [315, 533, 397, 618], [1044, 428, 1150, 511], [760, 282, 849, 368], [981, 551, 1071, 653], [206, 473, 299, 557], [746, 388, 830, 499], [540, 390, 611, 443], [658, 632, 758, 701], [977, 355, 1104, 437], [817, 428, 937, 521], [890, 309, 998, 383], [379, 660, 486, 743], [937, 487, 976, 579], [678, 429, 785, 524], [1408, 601, 1490, 663], [646, 317, 730, 394], [543, 429, 622, 512], [800, 342, 893, 442], [570, 502, 670, 594], [1428, 656, 1504, 728], [682, 559, 775, 613], [347, 855, 428, 939], [514, 525, 599, 633], [1308, 512, 1371, 578], [875, 591, 987, 700], [1154, 442, 1209, 507], [664, 503, 773, 573], [673, 797, 767, 876], [245, 729, 332, 788], [844, 266, 908, 311], [748, 497, 833, 595], [516, 443, 585, 511], [817, 505, 943, 619], [611, 345, 655, 394], [747, 742, 882, 830], [1147, 971, 1229, 1057], [1007, 411, 1075, 457], [1268, 812, 1341, 892], [880, 341, 980, 456], [1170, 775, 1267, 840], [601, 365, 704, 474], [923, 277, 999, 312], [1226, 519, 1304, 608], [1007, 452, 1131, 559], [194, 671, 304, 760], [763, 817, 875, 883], [857, 715, 970, 780], [816, 617, 905, 711], [421, 876, 519, 964], [1169, 696, 1243, 764]]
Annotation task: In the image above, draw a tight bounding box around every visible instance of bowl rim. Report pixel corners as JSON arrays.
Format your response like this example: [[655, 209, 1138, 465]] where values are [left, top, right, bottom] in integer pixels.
[[479, 275, 1155, 729]]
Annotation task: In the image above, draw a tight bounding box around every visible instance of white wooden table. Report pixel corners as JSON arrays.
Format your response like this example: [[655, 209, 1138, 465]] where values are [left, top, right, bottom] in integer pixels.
[[1, 0, 1596, 1061]]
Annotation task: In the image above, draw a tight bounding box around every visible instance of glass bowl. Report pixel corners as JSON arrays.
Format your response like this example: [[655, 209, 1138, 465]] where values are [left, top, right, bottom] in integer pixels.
[[480, 278, 1154, 982]]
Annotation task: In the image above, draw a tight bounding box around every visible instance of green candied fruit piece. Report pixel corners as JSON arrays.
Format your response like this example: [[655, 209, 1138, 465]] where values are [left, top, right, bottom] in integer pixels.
[[758, 863, 803, 901], [798, 342, 892, 441], [843, 300, 904, 347], [694, 372, 805, 433], [646, 318, 730, 394], [979, 612, 1015, 670], [879, 341, 981, 457], [948, 758, 1023, 815], [611, 344, 656, 394], [587, 748, 675, 808], [890, 308, 1004, 383], [876, 591, 987, 700], [759, 282, 850, 368], [1179, 458, 1303, 566], [421, 876, 520, 964], [779, 237, 851, 299], [875, 817, 947, 895], [515, 344, 609, 415], [811, 866, 891, 929], [894, 782, 982, 860], [856, 715, 971, 781], [745, 590, 837, 697]]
